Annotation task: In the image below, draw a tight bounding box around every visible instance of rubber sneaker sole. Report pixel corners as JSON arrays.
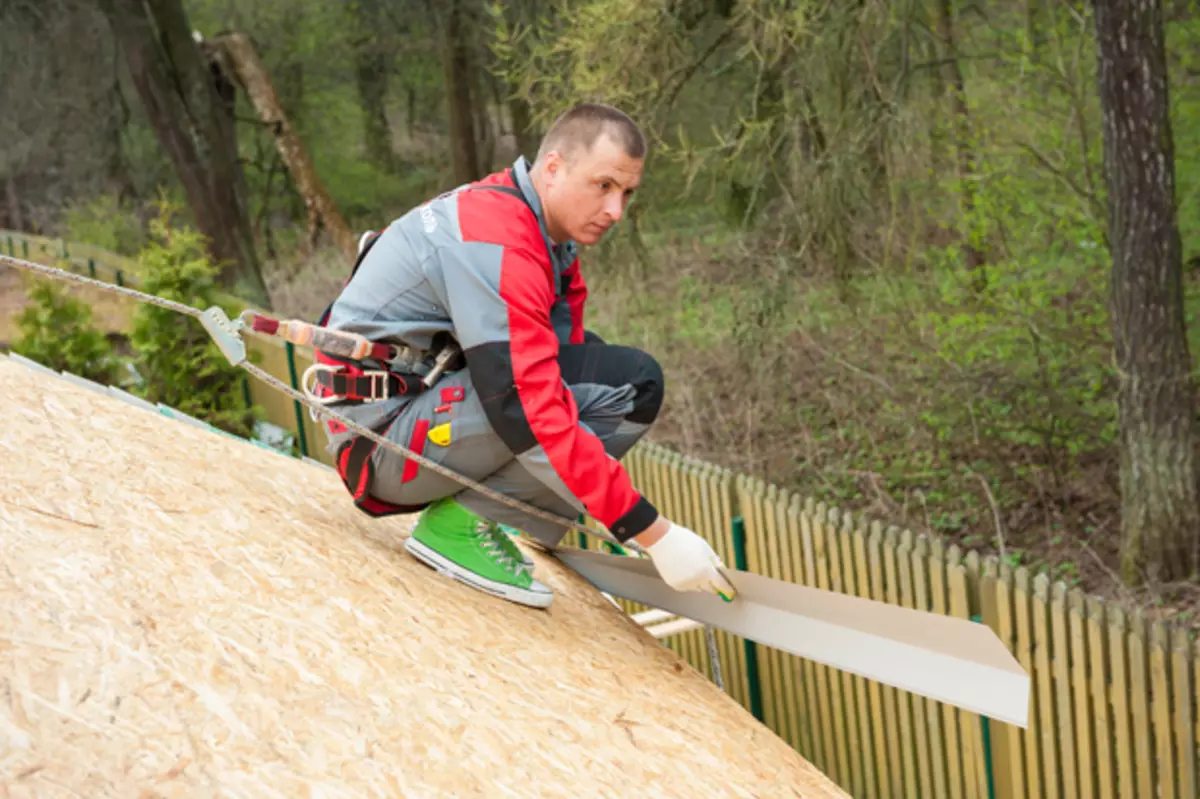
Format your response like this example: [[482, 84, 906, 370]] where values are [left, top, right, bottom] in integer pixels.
[[404, 536, 554, 609]]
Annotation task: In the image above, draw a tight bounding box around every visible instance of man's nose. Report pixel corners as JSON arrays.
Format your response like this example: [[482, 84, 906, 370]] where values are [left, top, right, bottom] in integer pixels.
[[604, 192, 624, 222]]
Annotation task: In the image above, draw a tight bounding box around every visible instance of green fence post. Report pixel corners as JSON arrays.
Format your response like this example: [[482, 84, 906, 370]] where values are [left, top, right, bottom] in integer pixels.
[[732, 515, 765, 723], [115, 270, 124, 287], [972, 614, 998, 799], [21, 239, 28, 259], [6, 235, 12, 256], [88, 258, 96, 278], [285, 342, 310, 458]]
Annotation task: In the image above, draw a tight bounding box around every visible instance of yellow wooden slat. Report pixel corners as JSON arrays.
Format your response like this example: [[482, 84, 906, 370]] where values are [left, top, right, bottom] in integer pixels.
[[1128, 611, 1157, 797], [782, 494, 811, 758], [868, 523, 897, 796], [1070, 590, 1097, 799], [852, 522, 881, 799], [840, 513, 873, 799], [822, 508, 855, 792], [1150, 621, 1177, 799], [829, 509, 865, 798], [764, 487, 799, 750], [1173, 628, 1195, 799], [772, 490, 804, 752], [885, 527, 918, 798], [1050, 581, 1080, 799], [766, 484, 798, 747], [677, 460, 707, 668], [748, 479, 787, 734], [812, 502, 844, 783], [1012, 568, 1042, 798], [1032, 574, 1063, 799], [929, 541, 965, 799], [800, 502, 835, 776], [740, 478, 780, 740], [1195, 638, 1200, 777], [963, 552, 991, 799], [977, 558, 1011, 798], [912, 539, 949, 799], [1105, 607, 1134, 799], [989, 561, 1023, 798], [1086, 597, 1115, 799], [698, 464, 741, 706], [685, 460, 714, 680], [783, 497, 816, 761], [947, 549, 984, 799], [898, 531, 933, 795]]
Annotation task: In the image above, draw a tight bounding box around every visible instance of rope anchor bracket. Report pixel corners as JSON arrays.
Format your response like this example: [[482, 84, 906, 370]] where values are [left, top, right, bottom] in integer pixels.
[[200, 306, 248, 366]]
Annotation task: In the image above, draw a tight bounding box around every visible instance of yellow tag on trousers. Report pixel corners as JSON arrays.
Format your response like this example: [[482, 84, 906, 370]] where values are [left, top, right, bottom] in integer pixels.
[[428, 422, 452, 447]]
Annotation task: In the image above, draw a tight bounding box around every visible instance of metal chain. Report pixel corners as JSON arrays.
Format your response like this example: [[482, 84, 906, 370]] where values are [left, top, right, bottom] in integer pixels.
[[0, 252, 627, 546]]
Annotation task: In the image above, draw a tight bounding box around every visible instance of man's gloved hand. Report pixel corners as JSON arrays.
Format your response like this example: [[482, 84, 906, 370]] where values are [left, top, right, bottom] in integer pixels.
[[645, 521, 736, 599]]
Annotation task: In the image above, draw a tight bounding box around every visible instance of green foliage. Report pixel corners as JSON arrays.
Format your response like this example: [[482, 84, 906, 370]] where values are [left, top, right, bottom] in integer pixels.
[[130, 203, 261, 438], [62, 194, 147, 256], [11, 277, 120, 384], [916, 249, 1116, 459]]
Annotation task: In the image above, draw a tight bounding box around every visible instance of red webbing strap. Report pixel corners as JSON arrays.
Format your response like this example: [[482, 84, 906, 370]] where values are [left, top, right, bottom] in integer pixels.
[[249, 313, 280, 335]]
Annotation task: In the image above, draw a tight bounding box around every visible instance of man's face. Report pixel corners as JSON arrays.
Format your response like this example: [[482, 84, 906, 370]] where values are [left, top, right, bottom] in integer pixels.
[[540, 133, 643, 246]]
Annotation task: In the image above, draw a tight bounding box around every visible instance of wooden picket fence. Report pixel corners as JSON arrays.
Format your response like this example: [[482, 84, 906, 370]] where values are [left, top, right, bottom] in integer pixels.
[[4, 230, 1198, 797], [595, 442, 1200, 799]]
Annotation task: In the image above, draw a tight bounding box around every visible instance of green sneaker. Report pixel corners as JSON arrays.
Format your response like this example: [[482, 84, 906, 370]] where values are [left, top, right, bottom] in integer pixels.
[[405, 498, 553, 609]]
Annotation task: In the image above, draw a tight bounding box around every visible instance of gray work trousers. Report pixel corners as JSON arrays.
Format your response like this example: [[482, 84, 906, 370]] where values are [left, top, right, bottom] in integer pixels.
[[366, 340, 665, 548]]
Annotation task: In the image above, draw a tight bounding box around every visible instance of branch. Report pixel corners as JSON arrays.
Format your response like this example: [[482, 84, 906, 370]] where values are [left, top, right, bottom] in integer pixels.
[[1015, 140, 1104, 220], [660, 27, 735, 112]]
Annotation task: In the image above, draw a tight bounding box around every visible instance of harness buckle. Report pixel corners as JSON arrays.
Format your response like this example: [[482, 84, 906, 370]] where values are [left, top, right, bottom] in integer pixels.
[[361, 370, 391, 401]]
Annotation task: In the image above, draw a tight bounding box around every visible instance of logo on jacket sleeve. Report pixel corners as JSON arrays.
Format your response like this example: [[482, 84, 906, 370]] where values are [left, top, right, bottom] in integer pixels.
[[420, 203, 438, 234]]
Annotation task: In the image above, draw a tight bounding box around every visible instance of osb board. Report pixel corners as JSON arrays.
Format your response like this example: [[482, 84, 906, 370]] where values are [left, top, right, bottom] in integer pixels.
[[0, 360, 846, 799]]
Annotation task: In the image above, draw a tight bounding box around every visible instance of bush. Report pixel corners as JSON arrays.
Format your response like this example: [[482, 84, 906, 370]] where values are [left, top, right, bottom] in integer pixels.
[[12, 276, 120, 384], [62, 194, 146, 257], [130, 203, 261, 438]]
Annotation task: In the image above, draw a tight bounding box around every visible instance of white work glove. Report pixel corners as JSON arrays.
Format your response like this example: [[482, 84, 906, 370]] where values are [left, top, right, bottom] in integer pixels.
[[645, 522, 736, 600]]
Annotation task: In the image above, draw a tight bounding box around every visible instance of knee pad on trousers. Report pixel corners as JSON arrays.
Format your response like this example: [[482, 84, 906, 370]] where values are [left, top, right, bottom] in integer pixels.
[[628, 350, 665, 425]]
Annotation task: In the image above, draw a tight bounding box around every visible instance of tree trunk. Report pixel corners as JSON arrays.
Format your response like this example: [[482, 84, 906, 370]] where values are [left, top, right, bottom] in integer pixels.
[[96, 0, 269, 308], [4, 177, 22, 231], [508, 93, 539, 161], [935, 0, 986, 283], [502, 0, 540, 160], [441, 0, 482, 184], [210, 32, 357, 263], [352, 0, 396, 173], [1095, 0, 1200, 584]]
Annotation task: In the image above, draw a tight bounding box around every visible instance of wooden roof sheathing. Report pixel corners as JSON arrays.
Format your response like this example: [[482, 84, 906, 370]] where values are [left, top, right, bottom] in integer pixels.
[[0, 358, 847, 798]]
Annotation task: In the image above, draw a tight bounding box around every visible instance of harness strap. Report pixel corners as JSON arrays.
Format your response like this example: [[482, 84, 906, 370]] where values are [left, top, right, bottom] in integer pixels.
[[314, 366, 425, 402], [335, 422, 427, 518], [323, 177, 532, 518]]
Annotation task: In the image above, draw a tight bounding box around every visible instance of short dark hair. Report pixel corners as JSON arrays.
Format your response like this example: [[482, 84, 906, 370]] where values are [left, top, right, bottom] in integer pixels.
[[535, 102, 647, 163]]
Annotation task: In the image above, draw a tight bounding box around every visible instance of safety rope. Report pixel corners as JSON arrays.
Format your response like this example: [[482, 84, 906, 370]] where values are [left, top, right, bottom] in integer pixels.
[[0, 252, 624, 546], [1, 251, 728, 686]]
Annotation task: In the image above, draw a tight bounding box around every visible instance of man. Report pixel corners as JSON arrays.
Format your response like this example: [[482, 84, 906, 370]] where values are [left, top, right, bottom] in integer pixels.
[[318, 102, 734, 609]]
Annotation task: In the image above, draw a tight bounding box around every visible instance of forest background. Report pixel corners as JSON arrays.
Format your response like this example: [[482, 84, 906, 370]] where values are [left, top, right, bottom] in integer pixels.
[[2, 0, 1198, 624]]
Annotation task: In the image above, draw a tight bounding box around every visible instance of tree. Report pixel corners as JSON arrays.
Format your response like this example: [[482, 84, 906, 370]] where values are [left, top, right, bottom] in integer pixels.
[[351, 0, 398, 173], [208, 31, 358, 262], [441, 0, 483, 184], [1094, 0, 1200, 584], [96, 0, 271, 308]]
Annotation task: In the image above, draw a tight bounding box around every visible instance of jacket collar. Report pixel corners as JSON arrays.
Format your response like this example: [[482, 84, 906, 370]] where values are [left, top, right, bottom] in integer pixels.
[[511, 156, 577, 264]]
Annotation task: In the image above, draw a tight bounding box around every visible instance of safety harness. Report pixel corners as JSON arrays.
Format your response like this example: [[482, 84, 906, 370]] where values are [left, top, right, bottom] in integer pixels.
[[311, 178, 530, 518]]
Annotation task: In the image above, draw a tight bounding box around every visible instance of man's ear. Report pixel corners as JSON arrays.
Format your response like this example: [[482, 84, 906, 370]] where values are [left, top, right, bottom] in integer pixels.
[[543, 150, 565, 180]]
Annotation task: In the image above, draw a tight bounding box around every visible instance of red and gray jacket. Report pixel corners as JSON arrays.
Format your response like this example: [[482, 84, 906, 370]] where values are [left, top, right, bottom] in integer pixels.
[[323, 157, 659, 540]]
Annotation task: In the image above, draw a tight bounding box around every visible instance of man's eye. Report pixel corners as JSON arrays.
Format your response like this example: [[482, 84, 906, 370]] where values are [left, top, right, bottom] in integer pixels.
[[599, 182, 611, 190]]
